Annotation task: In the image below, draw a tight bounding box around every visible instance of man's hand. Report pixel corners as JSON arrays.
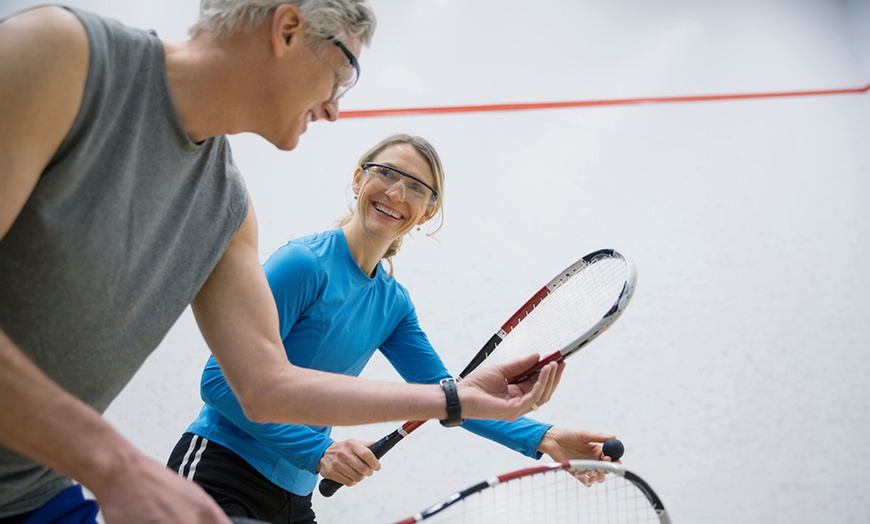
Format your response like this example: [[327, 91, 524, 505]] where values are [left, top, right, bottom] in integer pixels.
[[94, 454, 232, 524], [457, 354, 564, 421], [317, 439, 380, 487]]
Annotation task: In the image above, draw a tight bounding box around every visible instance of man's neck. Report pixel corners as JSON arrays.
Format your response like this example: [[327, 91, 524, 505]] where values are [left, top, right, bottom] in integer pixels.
[[162, 33, 264, 143]]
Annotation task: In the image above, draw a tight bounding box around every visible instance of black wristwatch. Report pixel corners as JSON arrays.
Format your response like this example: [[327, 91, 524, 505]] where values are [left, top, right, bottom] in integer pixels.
[[439, 377, 463, 427]]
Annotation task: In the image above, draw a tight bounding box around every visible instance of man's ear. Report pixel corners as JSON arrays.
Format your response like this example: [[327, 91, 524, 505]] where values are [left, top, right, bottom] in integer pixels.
[[271, 4, 304, 57]]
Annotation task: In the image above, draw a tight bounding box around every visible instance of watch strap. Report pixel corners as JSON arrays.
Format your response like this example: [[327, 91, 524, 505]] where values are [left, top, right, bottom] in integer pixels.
[[439, 377, 463, 427]]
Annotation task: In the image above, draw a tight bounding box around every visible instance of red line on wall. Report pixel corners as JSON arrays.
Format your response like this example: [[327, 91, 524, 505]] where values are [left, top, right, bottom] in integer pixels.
[[340, 83, 870, 119]]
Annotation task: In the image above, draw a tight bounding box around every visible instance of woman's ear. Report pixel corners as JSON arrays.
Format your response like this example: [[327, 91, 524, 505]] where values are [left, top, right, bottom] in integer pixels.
[[351, 167, 363, 195], [416, 207, 436, 225]]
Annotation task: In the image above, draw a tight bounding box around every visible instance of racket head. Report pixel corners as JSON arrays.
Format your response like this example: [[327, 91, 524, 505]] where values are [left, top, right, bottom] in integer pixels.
[[460, 249, 637, 380], [393, 460, 670, 524], [320, 250, 637, 499]]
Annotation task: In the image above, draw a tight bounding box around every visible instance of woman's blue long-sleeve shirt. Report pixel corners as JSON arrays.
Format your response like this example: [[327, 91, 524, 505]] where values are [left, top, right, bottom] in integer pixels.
[[185, 228, 551, 495]]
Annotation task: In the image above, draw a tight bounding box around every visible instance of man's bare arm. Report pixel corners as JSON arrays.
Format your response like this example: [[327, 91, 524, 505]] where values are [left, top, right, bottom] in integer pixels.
[[193, 201, 560, 426], [0, 9, 232, 522], [0, 7, 86, 239], [0, 5, 111, 482], [192, 200, 449, 425], [0, 330, 231, 523]]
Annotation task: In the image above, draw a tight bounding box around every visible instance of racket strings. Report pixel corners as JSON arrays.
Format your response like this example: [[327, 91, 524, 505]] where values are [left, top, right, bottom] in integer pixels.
[[419, 467, 662, 523], [480, 256, 629, 369]]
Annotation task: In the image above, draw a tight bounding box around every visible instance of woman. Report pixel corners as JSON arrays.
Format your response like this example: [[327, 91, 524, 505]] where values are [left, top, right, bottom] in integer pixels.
[[168, 134, 614, 523]]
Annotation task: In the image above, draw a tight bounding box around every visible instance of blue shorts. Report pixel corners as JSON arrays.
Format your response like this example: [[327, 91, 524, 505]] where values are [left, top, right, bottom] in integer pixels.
[[0, 485, 99, 524]]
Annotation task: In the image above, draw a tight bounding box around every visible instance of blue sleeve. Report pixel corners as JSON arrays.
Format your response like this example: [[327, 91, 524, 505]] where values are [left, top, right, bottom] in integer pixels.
[[262, 241, 321, 340], [379, 303, 552, 459], [379, 309, 450, 385], [200, 357, 333, 474], [460, 417, 552, 459]]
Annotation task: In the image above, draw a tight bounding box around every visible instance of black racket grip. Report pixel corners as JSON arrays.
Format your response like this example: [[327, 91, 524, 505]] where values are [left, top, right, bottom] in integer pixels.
[[318, 429, 406, 497]]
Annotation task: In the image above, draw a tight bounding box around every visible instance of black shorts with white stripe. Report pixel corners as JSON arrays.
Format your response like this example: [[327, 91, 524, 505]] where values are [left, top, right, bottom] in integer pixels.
[[167, 432, 316, 524]]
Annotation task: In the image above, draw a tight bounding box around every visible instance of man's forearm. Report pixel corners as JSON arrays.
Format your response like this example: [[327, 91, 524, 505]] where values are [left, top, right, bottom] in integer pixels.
[[227, 352, 556, 428], [0, 328, 141, 495], [232, 363, 447, 426]]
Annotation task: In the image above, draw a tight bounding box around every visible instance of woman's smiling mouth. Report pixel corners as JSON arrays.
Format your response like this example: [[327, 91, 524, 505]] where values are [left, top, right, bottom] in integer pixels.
[[373, 201, 403, 220]]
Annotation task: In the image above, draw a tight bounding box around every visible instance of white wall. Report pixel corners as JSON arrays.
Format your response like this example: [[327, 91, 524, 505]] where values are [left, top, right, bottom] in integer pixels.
[[3, 1, 869, 522]]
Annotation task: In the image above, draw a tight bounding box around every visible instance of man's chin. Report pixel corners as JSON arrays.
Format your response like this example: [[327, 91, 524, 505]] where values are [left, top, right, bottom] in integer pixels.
[[273, 133, 301, 152]]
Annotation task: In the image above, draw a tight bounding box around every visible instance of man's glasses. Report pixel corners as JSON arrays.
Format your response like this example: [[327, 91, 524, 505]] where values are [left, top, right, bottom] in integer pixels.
[[327, 36, 360, 101], [362, 163, 439, 205]]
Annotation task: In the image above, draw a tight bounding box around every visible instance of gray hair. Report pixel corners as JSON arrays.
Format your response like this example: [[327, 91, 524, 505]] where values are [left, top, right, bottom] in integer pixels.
[[190, 0, 376, 51]]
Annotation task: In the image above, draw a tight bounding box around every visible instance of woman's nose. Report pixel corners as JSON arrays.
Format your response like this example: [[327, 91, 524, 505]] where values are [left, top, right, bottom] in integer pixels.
[[385, 182, 405, 202]]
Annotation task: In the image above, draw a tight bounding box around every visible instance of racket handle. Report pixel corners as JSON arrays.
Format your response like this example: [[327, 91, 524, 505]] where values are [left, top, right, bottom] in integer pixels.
[[507, 352, 563, 384], [317, 476, 343, 498], [318, 429, 406, 497]]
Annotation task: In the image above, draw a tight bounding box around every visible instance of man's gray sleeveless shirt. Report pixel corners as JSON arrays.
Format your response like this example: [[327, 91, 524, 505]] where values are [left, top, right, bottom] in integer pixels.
[[0, 8, 248, 515]]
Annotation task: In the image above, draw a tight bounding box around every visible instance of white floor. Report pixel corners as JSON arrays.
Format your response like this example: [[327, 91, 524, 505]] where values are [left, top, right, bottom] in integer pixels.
[[3, 1, 869, 522]]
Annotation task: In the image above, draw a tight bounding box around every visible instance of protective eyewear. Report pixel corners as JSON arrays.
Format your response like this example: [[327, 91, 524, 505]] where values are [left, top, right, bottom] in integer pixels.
[[327, 36, 360, 101], [362, 163, 438, 205]]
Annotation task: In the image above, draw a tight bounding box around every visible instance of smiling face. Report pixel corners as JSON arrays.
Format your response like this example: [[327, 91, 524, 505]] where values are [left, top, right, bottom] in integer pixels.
[[263, 5, 363, 151], [352, 143, 437, 247], [281, 35, 362, 150]]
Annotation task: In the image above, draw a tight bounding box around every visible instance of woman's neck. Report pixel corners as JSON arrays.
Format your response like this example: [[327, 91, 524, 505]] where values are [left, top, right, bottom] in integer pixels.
[[341, 223, 391, 277]]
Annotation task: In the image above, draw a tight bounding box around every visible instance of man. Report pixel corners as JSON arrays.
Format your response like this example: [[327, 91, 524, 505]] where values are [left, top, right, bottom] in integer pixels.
[[0, 2, 563, 523]]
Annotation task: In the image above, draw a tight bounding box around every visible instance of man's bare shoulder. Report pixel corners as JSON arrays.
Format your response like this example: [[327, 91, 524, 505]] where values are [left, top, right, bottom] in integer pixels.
[[0, 6, 87, 50], [0, 6, 89, 240], [0, 5, 90, 140]]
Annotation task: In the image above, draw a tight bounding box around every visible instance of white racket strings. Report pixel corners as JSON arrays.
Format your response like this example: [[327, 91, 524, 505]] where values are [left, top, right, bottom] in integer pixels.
[[480, 256, 629, 369], [417, 466, 664, 523]]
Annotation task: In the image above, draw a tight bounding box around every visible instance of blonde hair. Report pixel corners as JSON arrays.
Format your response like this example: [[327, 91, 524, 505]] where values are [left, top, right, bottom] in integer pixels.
[[336, 134, 445, 276]]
